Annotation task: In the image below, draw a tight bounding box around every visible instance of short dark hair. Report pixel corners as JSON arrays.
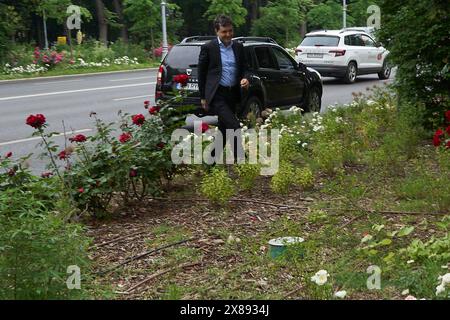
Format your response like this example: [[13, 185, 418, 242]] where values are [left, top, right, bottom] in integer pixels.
[[214, 14, 233, 31]]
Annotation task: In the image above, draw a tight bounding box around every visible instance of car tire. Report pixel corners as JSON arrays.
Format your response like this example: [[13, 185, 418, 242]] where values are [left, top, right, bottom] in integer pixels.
[[304, 86, 322, 113], [378, 60, 391, 80], [242, 95, 263, 123], [343, 62, 357, 84]]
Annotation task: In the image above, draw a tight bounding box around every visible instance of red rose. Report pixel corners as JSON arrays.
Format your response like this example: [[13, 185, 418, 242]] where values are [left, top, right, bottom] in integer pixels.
[[26, 114, 46, 129], [446, 141, 450, 149], [8, 169, 16, 177], [433, 135, 442, 147], [157, 142, 165, 150], [149, 106, 160, 115], [144, 100, 150, 106], [78, 187, 84, 193], [132, 114, 146, 126], [69, 134, 87, 143], [435, 129, 444, 137], [173, 74, 190, 86], [129, 169, 138, 178], [446, 126, 450, 135], [5, 152, 12, 158], [119, 132, 132, 143], [201, 122, 209, 133], [58, 150, 69, 160], [445, 110, 450, 122]]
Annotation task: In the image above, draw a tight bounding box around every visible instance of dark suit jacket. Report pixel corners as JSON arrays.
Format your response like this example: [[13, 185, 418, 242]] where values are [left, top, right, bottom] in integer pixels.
[[198, 38, 248, 105]]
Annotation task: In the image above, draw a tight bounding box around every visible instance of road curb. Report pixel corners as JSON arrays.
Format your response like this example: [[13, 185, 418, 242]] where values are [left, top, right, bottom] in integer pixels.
[[0, 67, 159, 85]]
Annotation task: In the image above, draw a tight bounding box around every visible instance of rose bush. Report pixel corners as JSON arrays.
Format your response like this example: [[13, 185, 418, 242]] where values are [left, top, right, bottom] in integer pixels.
[[23, 84, 196, 216]]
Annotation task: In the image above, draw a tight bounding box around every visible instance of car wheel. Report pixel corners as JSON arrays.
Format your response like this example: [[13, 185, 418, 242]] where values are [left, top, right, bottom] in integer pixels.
[[304, 86, 322, 113], [344, 62, 357, 84], [378, 60, 391, 80], [243, 95, 262, 123]]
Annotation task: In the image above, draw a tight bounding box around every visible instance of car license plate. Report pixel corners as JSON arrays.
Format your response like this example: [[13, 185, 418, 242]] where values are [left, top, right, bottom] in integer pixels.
[[185, 82, 199, 91], [307, 53, 323, 58]]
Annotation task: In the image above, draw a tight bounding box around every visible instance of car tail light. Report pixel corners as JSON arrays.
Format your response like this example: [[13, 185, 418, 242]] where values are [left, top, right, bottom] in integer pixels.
[[295, 48, 302, 54], [157, 65, 164, 86], [329, 49, 346, 57]]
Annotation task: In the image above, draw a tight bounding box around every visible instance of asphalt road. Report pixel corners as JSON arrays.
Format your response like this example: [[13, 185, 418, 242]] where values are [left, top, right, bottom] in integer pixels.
[[0, 68, 395, 174]]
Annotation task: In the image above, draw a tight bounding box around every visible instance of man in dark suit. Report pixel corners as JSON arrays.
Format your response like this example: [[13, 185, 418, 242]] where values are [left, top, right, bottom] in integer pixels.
[[198, 14, 249, 163]]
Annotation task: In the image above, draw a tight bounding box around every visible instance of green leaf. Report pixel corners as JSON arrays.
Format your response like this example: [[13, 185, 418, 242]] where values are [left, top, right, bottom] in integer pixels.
[[398, 226, 414, 237], [379, 239, 392, 246]]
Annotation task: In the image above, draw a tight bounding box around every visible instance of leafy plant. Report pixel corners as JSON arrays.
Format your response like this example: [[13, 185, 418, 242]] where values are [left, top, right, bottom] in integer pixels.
[[200, 166, 236, 204]]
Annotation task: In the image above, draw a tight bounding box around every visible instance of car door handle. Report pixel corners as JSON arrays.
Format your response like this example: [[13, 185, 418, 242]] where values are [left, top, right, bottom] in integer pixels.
[[281, 76, 289, 80], [251, 75, 267, 80]]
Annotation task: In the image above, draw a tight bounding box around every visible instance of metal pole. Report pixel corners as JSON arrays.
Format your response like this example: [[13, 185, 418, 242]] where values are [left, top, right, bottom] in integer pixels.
[[343, 0, 347, 29], [43, 9, 49, 49], [161, 1, 168, 61]]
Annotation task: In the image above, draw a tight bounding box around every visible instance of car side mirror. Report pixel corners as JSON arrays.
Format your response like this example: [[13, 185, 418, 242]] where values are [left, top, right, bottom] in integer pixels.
[[298, 62, 307, 72]]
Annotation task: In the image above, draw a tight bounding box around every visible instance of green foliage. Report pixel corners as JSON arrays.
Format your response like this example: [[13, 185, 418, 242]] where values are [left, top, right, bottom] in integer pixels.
[[123, 0, 183, 45], [0, 4, 24, 62], [312, 140, 344, 174], [378, 0, 450, 129], [251, 0, 313, 47], [235, 163, 261, 190], [0, 156, 91, 299], [271, 161, 296, 194], [347, 0, 381, 27], [200, 166, 236, 204], [36, 0, 92, 25], [294, 167, 314, 189], [307, 0, 352, 31], [204, 0, 248, 28]]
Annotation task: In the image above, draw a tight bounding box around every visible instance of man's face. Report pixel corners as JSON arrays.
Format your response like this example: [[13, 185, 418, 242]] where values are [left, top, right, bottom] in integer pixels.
[[216, 25, 233, 46]]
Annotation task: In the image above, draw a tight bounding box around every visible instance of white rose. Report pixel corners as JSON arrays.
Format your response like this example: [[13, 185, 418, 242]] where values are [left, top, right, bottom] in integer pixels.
[[311, 270, 329, 286], [439, 273, 450, 284], [436, 284, 446, 296]]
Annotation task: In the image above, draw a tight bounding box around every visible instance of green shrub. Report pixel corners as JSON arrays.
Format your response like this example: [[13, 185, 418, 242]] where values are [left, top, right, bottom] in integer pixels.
[[312, 140, 344, 174], [378, 0, 450, 129], [270, 161, 295, 194], [235, 163, 261, 190], [200, 166, 236, 204], [294, 167, 314, 189], [0, 157, 91, 299]]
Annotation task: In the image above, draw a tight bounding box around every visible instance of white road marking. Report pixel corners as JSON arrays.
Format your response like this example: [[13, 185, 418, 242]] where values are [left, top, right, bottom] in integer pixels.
[[109, 76, 154, 82], [0, 82, 156, 102], [113, 94, 155, 101], [0, 129, 93, 147], [33, 79, 82, 86]]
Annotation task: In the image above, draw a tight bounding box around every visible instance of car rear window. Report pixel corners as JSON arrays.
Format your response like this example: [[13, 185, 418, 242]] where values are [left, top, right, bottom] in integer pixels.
[[301, 36, 340, 46], [165, 45, 201, 68]]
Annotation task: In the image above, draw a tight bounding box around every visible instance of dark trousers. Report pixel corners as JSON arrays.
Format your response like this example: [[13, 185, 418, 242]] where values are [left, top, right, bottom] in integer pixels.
[[210, 85, 243, 162]]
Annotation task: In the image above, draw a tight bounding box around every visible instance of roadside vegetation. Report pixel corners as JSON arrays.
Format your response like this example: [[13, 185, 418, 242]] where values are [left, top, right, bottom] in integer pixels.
[[1, 83, 449, 299], [0, 0, 448, 300]]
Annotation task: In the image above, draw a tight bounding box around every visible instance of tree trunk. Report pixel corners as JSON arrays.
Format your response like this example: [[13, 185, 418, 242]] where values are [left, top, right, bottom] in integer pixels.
[[95, 0, 108, 46], [112, 0, 129, 44], [300, 21, 307, 39]]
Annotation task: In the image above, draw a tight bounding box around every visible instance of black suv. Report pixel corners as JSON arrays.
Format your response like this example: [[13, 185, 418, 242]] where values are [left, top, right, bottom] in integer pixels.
[[155, 36, 323, 123]]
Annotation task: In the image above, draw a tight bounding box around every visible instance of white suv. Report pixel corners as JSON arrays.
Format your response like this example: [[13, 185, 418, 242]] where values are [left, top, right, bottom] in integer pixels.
[[295, 29, 391, 83]]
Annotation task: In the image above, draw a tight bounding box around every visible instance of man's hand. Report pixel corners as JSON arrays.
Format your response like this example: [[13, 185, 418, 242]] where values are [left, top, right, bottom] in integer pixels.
[[240, 78, 249, 90], [201, 99, 208, 112]]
